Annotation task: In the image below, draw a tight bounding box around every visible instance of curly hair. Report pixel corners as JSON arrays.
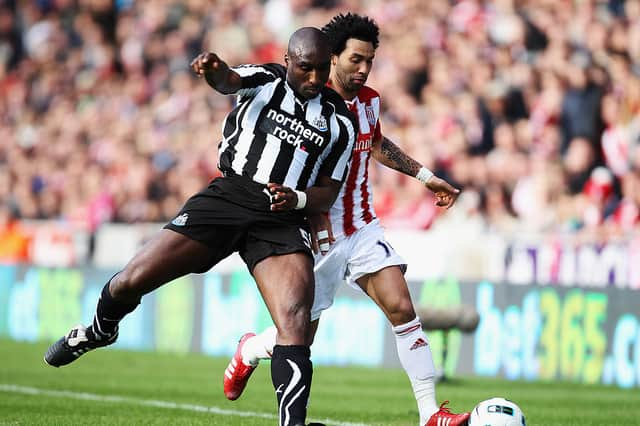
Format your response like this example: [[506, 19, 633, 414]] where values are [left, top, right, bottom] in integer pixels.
[[321, 13, 380, 55]]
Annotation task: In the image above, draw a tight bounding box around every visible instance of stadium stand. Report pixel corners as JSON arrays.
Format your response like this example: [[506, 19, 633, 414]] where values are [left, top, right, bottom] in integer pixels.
[[1, 0, 639, 262]]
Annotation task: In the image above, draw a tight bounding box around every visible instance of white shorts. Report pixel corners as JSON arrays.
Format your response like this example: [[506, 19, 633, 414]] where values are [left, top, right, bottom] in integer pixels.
[[311, 219, 406, 321]]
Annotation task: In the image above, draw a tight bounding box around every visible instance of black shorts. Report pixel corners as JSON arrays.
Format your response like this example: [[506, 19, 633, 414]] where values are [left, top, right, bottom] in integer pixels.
[[164, 175, 312, 272]]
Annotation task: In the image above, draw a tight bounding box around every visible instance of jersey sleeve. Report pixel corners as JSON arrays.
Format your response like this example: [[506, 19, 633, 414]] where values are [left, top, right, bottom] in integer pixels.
[[230, 63, 286, 97], [318, 106, 357, 182]]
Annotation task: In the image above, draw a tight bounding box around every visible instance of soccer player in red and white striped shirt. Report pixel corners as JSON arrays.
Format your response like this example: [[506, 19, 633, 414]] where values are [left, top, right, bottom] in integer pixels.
[[224, 14, 467, 426]]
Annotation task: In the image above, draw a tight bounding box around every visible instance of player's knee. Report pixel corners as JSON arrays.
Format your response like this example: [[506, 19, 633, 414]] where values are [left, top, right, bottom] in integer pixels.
[[386, 297, 416, 325]]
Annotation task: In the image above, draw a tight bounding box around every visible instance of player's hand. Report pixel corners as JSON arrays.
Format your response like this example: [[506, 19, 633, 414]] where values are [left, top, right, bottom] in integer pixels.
[[190, 52, 227, 79], [424, 176, 460, 209], [266, 183, 298, 211], [308, 213, 334, 255]]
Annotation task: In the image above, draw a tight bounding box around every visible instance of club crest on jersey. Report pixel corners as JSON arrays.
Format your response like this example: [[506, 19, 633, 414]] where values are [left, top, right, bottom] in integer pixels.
[[365, 105, 376, 126], [310, 115, 328, 131]]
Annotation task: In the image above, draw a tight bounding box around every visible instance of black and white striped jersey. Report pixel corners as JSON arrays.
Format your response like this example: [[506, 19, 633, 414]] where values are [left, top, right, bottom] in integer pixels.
[[217, 63, 357, 190]]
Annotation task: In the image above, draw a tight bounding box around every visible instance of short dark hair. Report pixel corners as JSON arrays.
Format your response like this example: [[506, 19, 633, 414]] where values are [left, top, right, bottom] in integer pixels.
[[322, 13, 380, 55]]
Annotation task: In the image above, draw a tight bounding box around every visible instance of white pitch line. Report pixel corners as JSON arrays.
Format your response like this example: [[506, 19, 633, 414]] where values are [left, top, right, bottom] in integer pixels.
[[0, 384, 370, 426]]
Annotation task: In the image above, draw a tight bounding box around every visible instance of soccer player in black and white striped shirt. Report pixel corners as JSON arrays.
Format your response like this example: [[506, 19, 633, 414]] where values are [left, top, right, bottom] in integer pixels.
[[44, 27, 356, 426]]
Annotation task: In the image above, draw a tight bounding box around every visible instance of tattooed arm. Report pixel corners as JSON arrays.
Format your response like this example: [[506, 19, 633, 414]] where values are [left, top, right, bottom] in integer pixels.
[[371, 135, 461, 209], [371, 135, 422, 177]]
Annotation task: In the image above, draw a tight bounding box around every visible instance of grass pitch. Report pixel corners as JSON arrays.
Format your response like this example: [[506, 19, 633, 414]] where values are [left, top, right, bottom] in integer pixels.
[[1, 339, 637, 425]]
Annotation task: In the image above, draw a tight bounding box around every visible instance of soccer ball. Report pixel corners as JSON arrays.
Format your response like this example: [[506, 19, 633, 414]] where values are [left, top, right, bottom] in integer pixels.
[[469, 397, 526, 426]]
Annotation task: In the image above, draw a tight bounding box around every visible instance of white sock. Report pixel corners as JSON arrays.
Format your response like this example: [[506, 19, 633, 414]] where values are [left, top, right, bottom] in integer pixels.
[[393, 317, 438, 425], [241, 326, 277, 366]]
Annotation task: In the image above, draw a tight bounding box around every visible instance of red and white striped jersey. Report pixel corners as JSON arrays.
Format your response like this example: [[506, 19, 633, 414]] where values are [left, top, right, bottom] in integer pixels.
[[330, 86, 381, 238]]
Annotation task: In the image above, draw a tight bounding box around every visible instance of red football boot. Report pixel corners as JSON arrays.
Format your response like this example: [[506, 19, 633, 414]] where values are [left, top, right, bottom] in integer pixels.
[[425, 400, 471, 426], [223, 332, 257, 400]]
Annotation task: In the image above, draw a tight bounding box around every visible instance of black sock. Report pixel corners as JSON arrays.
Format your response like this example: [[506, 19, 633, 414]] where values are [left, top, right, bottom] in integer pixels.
[[271, 345, 313, 426], [90, 280, 138, 340]]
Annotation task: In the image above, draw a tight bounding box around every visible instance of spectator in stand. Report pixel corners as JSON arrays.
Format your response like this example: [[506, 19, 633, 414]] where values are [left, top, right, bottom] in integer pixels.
[[0, 201, 30, 263], [560, 53, 605, 155]]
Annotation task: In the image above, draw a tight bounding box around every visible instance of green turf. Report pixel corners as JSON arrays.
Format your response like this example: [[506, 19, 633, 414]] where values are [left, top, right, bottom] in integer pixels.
[[1, 339, 638, 425]]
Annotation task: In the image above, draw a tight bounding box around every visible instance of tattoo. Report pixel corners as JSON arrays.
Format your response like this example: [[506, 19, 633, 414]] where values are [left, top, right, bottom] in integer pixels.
[[378, 136, 422, 177]]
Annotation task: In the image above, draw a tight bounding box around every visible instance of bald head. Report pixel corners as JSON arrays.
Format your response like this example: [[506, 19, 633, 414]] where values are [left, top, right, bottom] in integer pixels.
[[287, 27, 330, 58], [285, 27, 331, 99]]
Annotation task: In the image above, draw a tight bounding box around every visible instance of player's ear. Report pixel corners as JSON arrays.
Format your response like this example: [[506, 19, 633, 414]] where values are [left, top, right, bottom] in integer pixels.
[[331, 54, 338, 66], [284, 53, 289, 66]]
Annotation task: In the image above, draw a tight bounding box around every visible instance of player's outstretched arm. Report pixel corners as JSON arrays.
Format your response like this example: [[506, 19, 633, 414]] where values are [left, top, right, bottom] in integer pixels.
[[266, 175, 343, 215], [190, 52, 242, 94], [371, 135, 460, 209]]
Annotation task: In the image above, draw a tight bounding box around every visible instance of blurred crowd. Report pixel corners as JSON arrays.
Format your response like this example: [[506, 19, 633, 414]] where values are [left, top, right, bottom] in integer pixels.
[[1, 0, 640, 262]]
